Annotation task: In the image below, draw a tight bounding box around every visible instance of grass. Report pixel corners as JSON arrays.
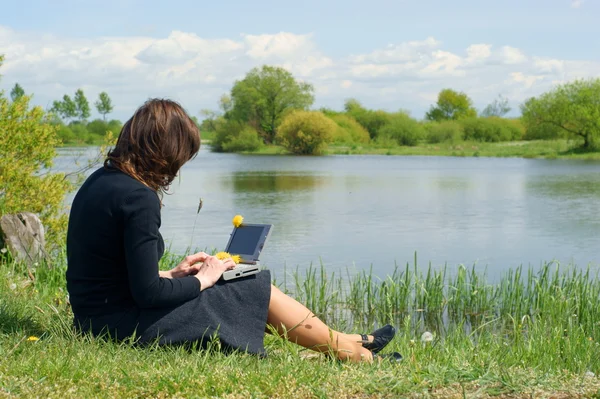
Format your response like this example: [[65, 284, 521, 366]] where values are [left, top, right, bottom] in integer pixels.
[[225, 139, 600, 160], [326, 140, 600, 160], [1, 251, 600, 398]]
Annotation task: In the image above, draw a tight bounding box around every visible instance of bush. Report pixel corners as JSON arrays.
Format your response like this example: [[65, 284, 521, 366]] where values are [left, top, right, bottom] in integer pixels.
[[328, 114, 370, 144], [461, 117, 524, 142], [86, 119, 122, 137], [211, 120, 262, 152], [425, 121, 464, 144], [0, 91, 70, 248], [276, 111, 337, 155], [221, 125, 263, 152], [523, 120, 565, 140], [344, 100, 391, 139], [56, 124, 76, 144], [378, 113, 425, 146]]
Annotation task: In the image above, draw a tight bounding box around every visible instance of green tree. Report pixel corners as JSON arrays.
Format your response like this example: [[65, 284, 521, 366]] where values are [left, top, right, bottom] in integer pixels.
[[219, 94, 233, 115], [229, 65, 314, 144], [328, 114, 370, 144], [425, 121, 464, 144], [74, 89, 91, 121], [379, 113, 425, 146], [0, 56, 71, 248], [199, 109, 220, 132], [95, 91, 113, 121], [343, 99, 391, 139], [212, 120, 262, 153], [276, 110, 336, 155], [10, 83, 25, 102], [481, 94, 511, 117], [51, 94, 77, 121], [521, 79, 600, 149], [425, 89, 477, 121]]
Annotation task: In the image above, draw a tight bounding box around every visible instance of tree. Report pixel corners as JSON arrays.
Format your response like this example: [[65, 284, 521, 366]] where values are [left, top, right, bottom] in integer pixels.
[[425, 89, 477, 121], [521, 79, 600, 149], [10, 83, 25, 102], [379, 113, 425, 146], [0, 55, 71, 248], [219, 94, 233, 115], [51, 94, 77, 121], [343, 98, 391, 139], [229, 65, 314, 144], [95, 91, 113, 121], [199, 109, 220, 132], [74, 89, 91, 121], [276, 110, 336, 155], [481, 94, 511, 117]]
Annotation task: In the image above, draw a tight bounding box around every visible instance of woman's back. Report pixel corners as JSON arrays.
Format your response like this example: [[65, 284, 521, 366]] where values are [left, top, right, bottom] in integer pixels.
[[66, 166, 163, 317]]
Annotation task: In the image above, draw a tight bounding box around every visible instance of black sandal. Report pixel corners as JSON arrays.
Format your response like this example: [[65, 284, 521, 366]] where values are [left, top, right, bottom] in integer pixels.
[[361, 324, 396, 353]]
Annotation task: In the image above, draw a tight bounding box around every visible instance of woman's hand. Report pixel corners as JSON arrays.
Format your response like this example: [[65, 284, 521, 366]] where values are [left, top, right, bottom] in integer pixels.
[[160, 252, 210, 279], [194, 255, 237, 291]]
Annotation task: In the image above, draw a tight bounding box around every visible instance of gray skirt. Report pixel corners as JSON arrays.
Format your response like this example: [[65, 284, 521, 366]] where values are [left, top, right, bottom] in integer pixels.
[[75, 271, 272, 356]]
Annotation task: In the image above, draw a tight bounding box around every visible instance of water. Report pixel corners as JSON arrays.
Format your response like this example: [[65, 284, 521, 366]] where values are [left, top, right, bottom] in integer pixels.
[[53, 147, 600, 281]]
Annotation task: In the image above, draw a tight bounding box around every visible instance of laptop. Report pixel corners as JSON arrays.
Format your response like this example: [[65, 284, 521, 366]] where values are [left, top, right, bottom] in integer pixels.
[[220, 223, 273, 281]]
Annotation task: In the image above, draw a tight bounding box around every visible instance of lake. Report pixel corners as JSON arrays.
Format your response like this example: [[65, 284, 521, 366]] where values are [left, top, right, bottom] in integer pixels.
[[53, 146, 600, 281]]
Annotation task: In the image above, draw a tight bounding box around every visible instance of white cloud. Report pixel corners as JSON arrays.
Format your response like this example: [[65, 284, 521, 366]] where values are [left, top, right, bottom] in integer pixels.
[[571, 0, 585, 8], [0, 25, 599, 119], [510, 72, 544, 88], [350, 37, 440, 64], [500, 46, 528, 64], [466, 44, 492, 63]]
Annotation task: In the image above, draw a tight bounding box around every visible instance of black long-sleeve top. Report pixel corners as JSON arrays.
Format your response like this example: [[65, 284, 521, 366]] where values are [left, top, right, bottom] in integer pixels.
[[66, 166, 200, 318]]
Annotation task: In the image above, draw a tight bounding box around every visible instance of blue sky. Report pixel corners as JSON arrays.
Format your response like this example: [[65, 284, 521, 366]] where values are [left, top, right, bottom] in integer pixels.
[[1, 0, 598, 120]]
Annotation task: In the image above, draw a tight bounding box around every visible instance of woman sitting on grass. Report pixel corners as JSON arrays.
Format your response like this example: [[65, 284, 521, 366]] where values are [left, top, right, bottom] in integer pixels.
[[65, 98, 401, 363]]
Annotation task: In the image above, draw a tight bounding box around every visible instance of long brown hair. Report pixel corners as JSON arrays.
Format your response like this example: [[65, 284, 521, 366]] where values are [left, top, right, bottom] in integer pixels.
[[105, 99, 200, 193]]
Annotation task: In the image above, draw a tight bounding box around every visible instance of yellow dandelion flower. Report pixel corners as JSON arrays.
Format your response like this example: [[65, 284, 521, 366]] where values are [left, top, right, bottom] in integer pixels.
[[27, 336, 39, 342], [232, 215, 244, 228], [215, 252, 231, 260], [214, 252, 241, 264]]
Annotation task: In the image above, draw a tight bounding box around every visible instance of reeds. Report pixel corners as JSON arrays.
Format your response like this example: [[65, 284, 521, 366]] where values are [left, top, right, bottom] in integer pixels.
[[276, 258, 600, 344]]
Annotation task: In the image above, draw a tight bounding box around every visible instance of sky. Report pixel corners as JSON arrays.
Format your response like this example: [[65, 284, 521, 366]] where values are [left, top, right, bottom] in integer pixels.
[[0, 0, 599, 121]]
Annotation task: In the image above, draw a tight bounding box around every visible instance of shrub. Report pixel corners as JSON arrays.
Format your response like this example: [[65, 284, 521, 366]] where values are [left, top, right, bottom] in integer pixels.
[[276, 111, 337, 155], [523, 119, 565, 140], [56, 124, 76, 144], [221, 125, 263, 152], [328, 114, 370, 144], [461, 117, 524, 142], [212, 120, 262, 152], [344, 99, 391, 139], [425, 121, 465, 144], [0, 91, 70, 248], [86, 119, 123, 138], [378, 113, 425, 146]]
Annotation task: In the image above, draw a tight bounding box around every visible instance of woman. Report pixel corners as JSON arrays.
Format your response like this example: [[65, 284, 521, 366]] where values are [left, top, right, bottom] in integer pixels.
[[66, 99, 401, 363]]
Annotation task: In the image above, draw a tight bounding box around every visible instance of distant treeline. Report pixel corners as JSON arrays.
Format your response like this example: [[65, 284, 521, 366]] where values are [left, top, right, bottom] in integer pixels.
[[8, 84, 121, 145], [7, 64, 599, 152], [199, 66, 599, 155]]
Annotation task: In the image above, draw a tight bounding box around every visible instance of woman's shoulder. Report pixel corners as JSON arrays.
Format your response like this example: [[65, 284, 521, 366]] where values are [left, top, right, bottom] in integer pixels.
[[78, 166, 159, 208]]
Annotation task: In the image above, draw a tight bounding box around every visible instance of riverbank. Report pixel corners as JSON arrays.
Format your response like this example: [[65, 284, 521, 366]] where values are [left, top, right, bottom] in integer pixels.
[[1, 253, 599, 398], [240, 139, 600, 160], [57, 137, 600, 161]]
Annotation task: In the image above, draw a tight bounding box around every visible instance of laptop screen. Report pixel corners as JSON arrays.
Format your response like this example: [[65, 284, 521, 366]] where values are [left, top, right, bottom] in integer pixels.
[[225, 224, 271, 261]]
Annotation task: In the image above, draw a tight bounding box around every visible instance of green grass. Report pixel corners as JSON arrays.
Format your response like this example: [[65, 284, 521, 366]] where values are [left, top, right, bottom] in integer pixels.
[[325, 140, 600, 159], [207, 139, 600, 160], [1, 252, 600, 398]]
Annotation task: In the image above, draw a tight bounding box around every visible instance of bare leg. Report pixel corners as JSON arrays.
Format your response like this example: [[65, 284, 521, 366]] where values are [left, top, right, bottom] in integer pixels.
[[266, 285, 373, 363]]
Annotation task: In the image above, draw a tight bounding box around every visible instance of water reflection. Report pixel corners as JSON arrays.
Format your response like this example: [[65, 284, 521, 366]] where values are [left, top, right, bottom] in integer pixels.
[[226, 172, 330, 193]]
